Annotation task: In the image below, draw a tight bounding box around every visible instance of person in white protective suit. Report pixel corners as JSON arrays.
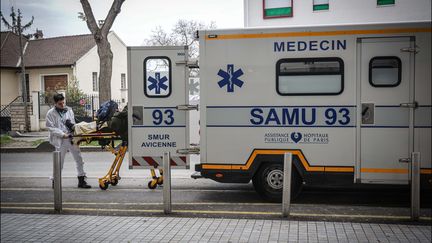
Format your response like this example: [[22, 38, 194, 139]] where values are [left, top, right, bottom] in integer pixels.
[[46, 93, 91, 188]]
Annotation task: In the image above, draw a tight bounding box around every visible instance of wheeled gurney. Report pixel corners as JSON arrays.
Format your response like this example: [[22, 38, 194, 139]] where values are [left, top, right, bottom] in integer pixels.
[[73, 129, 164, 190], [73, 131, 127, 190]]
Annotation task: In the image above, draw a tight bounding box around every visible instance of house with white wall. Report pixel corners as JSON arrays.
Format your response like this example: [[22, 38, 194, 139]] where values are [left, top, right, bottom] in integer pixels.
[[244, 0, 431, 27], [0, 31, 128, 107]]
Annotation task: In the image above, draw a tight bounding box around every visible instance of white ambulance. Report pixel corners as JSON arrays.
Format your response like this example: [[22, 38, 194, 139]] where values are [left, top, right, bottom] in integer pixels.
[[128, 22, 431, 201]]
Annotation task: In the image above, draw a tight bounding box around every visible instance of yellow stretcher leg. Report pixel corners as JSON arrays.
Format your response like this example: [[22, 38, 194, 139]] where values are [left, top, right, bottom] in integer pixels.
[[157, 169, 164, 185], [98, 143, 128, 190], [147, 168, 164, 189]]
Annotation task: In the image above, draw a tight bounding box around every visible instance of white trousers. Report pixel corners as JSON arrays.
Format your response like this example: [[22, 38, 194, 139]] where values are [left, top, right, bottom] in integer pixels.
[[53, 139, 86, 177]]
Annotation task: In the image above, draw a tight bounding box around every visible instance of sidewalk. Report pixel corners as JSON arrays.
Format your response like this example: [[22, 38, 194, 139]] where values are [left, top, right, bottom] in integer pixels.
[[1, 213, 431, 242], [0, 131, 104, 152]]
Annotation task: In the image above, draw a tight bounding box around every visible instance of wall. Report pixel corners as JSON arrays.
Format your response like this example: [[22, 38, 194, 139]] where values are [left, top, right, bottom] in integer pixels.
[[110, 32, 128, 105], [0, 69, 19, 105], [74, 44, 98, 96], [75, 32, 128, 104], [10, 102, 32, 131], [26, 67, 73, 94], [244, 0, 432, 27]]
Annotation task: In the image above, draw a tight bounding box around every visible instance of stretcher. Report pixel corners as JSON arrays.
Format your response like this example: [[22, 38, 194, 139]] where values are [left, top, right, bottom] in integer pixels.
[[73, 132, 127, 190], [73, 131, 164, 190]]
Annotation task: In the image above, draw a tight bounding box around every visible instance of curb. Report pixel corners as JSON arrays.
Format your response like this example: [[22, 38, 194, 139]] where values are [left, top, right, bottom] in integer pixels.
[[1, 141, 105, 153]]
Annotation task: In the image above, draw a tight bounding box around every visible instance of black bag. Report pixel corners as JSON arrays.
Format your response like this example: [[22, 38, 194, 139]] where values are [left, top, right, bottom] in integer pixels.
[[108, 106, 128, 141], [96, 100, 118, 127]]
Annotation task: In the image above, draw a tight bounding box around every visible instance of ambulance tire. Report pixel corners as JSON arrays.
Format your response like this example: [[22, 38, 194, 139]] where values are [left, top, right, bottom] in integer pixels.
[[252, 162, 302, 203]]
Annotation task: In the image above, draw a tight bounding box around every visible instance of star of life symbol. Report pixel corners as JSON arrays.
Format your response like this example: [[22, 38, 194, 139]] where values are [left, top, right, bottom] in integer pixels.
[[148, 72, 168, 95], [217, 64, 244, 93]]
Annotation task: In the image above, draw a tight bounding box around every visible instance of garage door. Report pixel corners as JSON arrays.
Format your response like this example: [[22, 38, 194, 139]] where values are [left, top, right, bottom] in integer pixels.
[[44, 75, 67, 92]]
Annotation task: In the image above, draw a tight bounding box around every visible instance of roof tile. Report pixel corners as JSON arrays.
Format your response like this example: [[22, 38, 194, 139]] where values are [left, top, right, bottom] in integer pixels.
[[24, 34, 96, 67]]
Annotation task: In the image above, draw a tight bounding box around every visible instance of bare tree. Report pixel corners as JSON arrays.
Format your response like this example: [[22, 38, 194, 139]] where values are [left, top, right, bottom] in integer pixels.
[[172, 20, 215, 59], [79, 0, 125, 103], [1, 7, 34, 132], [144, 20, 216, 76], [145, 26, 178, 46]]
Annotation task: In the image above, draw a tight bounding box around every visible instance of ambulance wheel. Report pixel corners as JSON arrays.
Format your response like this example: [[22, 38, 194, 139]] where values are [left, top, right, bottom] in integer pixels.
[[252, 162, 302, 203], [148, 181, 157, 190], [99, 181, 109, 190], [111, 178, 119, 186]]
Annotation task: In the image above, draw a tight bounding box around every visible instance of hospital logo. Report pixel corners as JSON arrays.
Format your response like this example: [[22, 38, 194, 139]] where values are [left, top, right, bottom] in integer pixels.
[[217, 64, 244, 93], [264, 132, 329, 144], [290, 132, 302, 143]]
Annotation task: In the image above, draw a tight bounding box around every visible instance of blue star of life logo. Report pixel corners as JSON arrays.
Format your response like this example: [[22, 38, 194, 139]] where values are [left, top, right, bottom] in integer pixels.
[[148, 72, 168, 94], [217, 64, 244, 93]]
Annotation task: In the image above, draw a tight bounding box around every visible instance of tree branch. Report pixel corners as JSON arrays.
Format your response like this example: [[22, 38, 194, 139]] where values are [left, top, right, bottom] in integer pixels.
[[79, 0, 99, 35], [21, 16, 34, 31], [0, 12, 12, 29], [101, 0, 125, 36]]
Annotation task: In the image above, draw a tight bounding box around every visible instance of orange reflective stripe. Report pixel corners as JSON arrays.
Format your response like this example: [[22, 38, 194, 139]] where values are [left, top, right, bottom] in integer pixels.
[[325, 167, 355, 172], [361, 168, 409, 174], [202, 149, 326, 172], [201, 150, 431, 174], [205, 28, 431, 40], [420, 169, 432, 174], [202, 164, 232, 170]]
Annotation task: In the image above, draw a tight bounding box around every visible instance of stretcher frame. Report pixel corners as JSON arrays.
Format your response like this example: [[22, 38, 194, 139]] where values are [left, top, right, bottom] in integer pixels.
[[73, 132, 164, 190], [73, 132, 127, 190]]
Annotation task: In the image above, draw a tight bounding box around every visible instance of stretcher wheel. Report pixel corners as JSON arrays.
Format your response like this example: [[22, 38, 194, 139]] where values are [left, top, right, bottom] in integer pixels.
[[99, 181, 109, 190], [111, 178, 119, 186], [157, 177, 163, 185], [148, 180, 157, 189]]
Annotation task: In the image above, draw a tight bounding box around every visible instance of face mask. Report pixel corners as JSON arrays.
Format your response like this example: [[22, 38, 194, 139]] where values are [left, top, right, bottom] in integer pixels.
[[55, 106, 68, 114]]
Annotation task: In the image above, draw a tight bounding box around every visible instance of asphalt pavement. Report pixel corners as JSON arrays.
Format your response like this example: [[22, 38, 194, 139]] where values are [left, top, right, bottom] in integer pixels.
[[1, 152, 431, 223]]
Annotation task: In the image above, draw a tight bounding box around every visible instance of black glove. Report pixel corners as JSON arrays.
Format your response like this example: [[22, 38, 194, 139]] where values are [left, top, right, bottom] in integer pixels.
[[65, 119, 75, 132]]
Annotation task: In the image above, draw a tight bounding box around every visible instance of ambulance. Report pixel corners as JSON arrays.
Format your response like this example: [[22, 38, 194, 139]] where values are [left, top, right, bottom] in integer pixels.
[[127, 22, 432, 201]]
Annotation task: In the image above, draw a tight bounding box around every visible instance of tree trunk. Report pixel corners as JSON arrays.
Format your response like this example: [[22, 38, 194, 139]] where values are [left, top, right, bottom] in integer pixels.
[[79, 0, 124, 103], [97, 38, 113, 103], [18, 29, 29, 132]]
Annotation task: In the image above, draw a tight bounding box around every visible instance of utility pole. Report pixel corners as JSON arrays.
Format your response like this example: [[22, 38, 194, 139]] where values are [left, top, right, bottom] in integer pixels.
[[18, 25, 29, 131], [1, 8, 34, 131]]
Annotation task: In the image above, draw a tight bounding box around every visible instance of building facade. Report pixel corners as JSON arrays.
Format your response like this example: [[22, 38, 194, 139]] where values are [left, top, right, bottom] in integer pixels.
[[244, 0, 431, 27], [0, 31, 127, 106]]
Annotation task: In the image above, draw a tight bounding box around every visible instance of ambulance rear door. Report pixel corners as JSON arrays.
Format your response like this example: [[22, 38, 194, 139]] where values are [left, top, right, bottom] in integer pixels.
[[128, 46, 189, 169]]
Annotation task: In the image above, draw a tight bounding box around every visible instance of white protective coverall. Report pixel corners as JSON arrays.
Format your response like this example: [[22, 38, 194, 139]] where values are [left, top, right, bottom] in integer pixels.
[[45, 106, 86, 177]]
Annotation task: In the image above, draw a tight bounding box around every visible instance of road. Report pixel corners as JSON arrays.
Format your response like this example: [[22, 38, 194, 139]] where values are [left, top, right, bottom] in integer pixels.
[[1, 152, 431, 223]]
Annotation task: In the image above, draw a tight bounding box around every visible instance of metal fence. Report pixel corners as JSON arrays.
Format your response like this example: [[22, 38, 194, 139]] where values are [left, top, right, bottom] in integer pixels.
[[39, 92, 121, 122], [1, 96, 25, 133]]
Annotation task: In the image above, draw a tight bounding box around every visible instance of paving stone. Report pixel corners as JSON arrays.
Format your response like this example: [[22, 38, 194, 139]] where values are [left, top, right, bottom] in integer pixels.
[[1, 213, 431, 242]]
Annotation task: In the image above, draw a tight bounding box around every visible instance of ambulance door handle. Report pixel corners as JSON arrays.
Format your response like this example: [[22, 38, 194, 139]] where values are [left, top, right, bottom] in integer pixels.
[[399, 158, 411, 163], [400, 47, 419, 54], [177, 147, 200, 155], [175, 60, 199, 68], [400, 102, 418, 109], [176, 104, 199, 111]]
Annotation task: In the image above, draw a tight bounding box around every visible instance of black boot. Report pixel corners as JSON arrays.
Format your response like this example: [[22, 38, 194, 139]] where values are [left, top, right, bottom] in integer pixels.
[[78, 176, 91, 188]]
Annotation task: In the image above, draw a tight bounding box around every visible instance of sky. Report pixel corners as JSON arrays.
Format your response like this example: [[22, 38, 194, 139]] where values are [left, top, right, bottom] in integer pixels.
[[0, 0, 244, 46]]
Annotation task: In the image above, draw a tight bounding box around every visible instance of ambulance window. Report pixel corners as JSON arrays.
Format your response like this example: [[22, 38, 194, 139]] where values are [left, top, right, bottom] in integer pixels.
[[369, 56, 401, 87], [144, 57, 171, 98], [276, 57, 344, 95]]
